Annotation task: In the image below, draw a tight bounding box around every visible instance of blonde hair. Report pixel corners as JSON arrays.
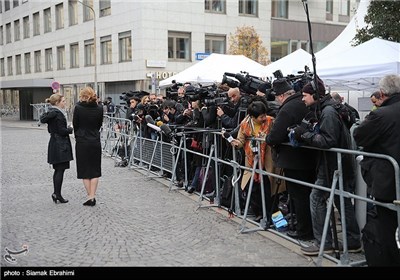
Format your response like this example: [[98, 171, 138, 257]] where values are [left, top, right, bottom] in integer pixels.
[[45, 93, 64, 106], [79, 87, 97, 103]]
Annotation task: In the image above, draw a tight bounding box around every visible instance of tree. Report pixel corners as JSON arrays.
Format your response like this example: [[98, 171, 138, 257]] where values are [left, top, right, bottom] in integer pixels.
[[353, 0, 400, 45], [228, 25, 270, 65]]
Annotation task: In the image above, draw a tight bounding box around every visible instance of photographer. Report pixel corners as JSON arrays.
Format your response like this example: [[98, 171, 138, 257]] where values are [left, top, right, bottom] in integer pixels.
[[265, 79, 317, 240], [292, 78, 361, 256], [104, 97, 115, 117], [126, 95, 142, 122], [257, 83, 279, 117], [230, 100, 274, 222], [216, 87, 243, 129]]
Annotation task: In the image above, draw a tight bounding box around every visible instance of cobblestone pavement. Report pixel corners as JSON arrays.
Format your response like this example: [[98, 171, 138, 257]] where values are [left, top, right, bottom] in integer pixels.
[[1, 118, 315, 267]]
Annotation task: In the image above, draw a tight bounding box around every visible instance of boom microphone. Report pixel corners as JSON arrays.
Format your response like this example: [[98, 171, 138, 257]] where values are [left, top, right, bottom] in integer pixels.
[[145, 115, 155, 125], [147, 123, 161, 132]]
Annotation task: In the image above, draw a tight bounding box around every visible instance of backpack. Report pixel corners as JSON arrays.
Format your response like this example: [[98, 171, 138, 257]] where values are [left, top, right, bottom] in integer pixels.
[[196, 166, 215, 194], [331, 102, 357, 130]]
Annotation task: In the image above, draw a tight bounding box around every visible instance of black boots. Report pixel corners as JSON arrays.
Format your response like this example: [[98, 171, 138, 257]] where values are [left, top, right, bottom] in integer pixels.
[[51, 193, 69, 204]]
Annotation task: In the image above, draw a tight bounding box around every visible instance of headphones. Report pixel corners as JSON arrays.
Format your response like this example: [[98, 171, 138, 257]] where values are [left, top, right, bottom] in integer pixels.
[[311, 79, 318, 100]]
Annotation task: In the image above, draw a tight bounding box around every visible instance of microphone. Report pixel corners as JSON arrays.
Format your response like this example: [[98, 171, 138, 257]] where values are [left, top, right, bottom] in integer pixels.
[[160, 124, 173, 137], [145, 115, 155, 125], [147, 123, 161, 132], [223, 131, 234, 143]]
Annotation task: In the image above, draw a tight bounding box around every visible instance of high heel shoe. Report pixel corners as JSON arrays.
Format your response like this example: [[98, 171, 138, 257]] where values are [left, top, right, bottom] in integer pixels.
[[83, 198, 96, 206], [52, 194, 69, 204]]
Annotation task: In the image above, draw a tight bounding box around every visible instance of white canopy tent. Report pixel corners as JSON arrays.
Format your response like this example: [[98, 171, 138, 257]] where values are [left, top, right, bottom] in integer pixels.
[[252, 49, 311, 79], [158, 53, 263, 88], [315, 0, 369, 61], [317, 38, 400, 91]]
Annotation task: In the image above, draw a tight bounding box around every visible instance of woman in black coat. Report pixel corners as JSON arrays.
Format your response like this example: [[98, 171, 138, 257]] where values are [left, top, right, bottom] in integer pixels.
[[73, 87, 104, 206], [40, 93, 73, 203]]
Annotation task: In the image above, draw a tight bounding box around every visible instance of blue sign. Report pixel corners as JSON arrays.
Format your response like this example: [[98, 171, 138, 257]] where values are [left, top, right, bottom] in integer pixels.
[[195, 52, 211, 61]]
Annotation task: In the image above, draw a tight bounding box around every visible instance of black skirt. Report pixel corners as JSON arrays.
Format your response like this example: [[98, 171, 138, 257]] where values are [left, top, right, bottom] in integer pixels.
[[53, 161, 70, 170], [75, 141, 102, 179]]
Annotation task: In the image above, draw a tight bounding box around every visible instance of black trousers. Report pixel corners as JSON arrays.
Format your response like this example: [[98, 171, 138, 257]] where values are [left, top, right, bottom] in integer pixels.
[[284, 169, 315, 237]]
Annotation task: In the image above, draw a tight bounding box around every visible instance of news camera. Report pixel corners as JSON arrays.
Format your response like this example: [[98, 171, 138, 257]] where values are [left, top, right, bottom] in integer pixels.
[[183, 85, 229, 107], [165, 80, 184, 101], [119, 90, 150, 105], [275, 66, 314, 93], [222, 71, 266, 95]]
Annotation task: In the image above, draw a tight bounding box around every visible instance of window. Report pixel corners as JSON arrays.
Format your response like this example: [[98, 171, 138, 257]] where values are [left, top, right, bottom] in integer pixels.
[[339, 0, 350, 16], [34, 50, 41, 72], [0, 26, 3, 45], [23, 16, 30, 38], [84, 39, 95, 66], [205, 35, 225, 54], [168, 32, 191, 61], [70, 43, 79, 68], [15, 54, 21, 75], [7, 56, 13, 75], [271, 0, 288, 18], [326, 0, 333, 20], [83, 0, 94, 21], [45, 48, 53, 71], [56, 3, 64, 30], [69, 1, 78, 26], [33, 12, 40, 36], [205, 0, 226, 13], [5, 0, 10, 11], [239, 0, 257, 16], [118, 31, 131, 62], [6, 23, 11, 43], [100, 0, 111, 17], [13, 20, 20, 41], [24, 52, 31, 73], [57, 46, 65, 70], [0, 58, 5, 76], [13, 0, 18, 8], [100, 35, 112, 64], [44, 8, 51, 33], [270, 39, 289, 62]]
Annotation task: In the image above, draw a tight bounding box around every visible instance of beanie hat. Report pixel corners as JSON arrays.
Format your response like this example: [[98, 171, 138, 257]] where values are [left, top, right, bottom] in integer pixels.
[[258, 82, 271, 94], [272, 79, 292, 96], [302, 77, 326, 97]]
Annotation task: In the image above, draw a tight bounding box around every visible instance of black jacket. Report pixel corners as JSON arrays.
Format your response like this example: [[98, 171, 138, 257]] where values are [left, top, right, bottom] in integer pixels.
[[301, 96, 355, 181], [354, 93, 400, 202], [40, 107, 73, 165], [266, 93, 317, 170], [73, 102, 104, 143]]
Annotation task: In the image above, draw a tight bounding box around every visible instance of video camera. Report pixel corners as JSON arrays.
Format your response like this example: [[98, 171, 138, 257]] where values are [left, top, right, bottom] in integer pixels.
[[119, 90, 150, 105], [274, 66, 313, 93], [165, 80, 184, 101], [222, 71, 266, 95], [184, 85, 229, 107]]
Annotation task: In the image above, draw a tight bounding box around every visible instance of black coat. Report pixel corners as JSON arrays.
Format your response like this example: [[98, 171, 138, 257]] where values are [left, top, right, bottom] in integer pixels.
[[266, 93, 317, 170], [353, 94, 400, 202], [73, 102, 104, 143], [40, 107, 73, 165]]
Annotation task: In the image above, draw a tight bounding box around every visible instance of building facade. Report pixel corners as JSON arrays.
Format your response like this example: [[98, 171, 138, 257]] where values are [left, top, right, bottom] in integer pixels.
[[0, 0, 359, 120]]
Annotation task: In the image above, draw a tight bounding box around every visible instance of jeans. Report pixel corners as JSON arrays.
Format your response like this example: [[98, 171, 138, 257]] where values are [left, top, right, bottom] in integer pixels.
[[189, 166, 201, 189], [310, 178, 361, 247]]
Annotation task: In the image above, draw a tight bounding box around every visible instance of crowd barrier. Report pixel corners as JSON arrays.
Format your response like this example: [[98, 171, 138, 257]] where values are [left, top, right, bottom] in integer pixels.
[[100, 116, 400, 267]]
